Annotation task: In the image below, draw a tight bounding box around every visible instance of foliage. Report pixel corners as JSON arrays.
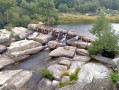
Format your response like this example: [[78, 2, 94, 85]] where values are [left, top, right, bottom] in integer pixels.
[[61, 71, 69, 78], [89, 10, 119, 58], [69, 67, 80, 81], [59, 82, 67, 88], [39, 66, 54, 81], [110, 68, 119, 85], [58, 4, 68, 13]]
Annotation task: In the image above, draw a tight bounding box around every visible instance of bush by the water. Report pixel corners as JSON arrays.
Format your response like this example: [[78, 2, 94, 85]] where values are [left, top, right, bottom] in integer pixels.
[[39, 66, 54, 81], [88, 10, 119, 58], [110, 68, 119, 86]]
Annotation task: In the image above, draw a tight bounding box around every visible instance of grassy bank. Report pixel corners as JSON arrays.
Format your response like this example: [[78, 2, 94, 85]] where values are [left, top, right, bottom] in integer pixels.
[[58, 13, 119, 24]]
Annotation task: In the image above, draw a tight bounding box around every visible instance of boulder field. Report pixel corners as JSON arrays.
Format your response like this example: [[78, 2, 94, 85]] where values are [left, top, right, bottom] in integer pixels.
[[0, 22, 117, 90]]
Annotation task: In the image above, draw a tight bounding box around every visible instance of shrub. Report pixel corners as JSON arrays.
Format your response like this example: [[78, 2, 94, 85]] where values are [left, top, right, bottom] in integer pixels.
[[110, 68, 119, 86], [61, 71, 69, 78], [39, 66, 54, 81]]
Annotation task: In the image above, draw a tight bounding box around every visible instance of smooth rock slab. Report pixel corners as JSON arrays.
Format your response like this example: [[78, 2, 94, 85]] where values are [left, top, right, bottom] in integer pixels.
[[7, 40, 41, 53], [0, 69, 32, 89], [0, 45, 7, 53], [78, 62, 110, 85], [48, 64, 67, 80], [49, 46, 76, 58], [48, 41, 63, 49], [73, 56, 91, 62], [0, 56, 14, 69], [76, 49, 89, 56], [68, 61, 85, 74]]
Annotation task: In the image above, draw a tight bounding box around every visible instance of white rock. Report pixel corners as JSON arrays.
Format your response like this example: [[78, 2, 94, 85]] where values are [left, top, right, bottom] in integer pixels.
[[58, 59, 71, 66], [61, 76, 69, 83], [0, 29, 11, 43], [78, 62, 110, 85], [76, 49, 89, 56]]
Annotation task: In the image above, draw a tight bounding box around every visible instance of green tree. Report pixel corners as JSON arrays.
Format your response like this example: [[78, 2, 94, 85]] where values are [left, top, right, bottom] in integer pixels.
[[58, 4, 68, 13], [89, 10, 119, 58]]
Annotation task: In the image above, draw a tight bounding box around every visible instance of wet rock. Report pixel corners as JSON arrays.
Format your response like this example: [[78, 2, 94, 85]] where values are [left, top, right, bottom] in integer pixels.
[[28, 33, 53, 44], [49, 46, 76, 58], [68, 61, 85, 74], [0, 29, 11, 44], [73, 56, 91, 62], [66, 37, 78, 45], [78, 63, 111, 85], [12, 27, 32, 40], [48, 64, 67, 80], [48, 41, 63, 49], [72, 41, 91, 49], [7, 40, 41, 53], [0, 55, 14, 69], [61, 76, 69, 83], [0, 45, 7, 53], [12, 55, 30, 62], [58, 59, 71, 66], [94, 55, 116, 68], [84, 78, 113, 90], [76, 49, 89, 56], [116, 80, 119, 90]]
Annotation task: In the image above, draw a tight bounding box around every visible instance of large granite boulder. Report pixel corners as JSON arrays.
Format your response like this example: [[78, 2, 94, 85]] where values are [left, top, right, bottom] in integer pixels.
[[78, 63, 111, 85], [28, 24, 38, 30], [48, 64, 67, 80], [72, 41, 91, 49], [0, 55, 14, 69], [0, 45, 7, 53], [94, 55, 116, 68], [48, 41, 63, 49], [76, 49, 89, 56], [73, 56, 91, 62], [0, 29, 11, 44], [0, 69, 32, 89], [7, 40, 41, 53], [12, 27, 32, 40], [49, 46, 76, 58], [28, 33, 53, 44]]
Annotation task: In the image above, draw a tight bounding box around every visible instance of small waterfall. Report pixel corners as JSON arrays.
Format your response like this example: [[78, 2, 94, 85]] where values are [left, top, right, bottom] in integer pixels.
[[61, 33, 67, 42], [74, 36, 79, 39], [56, 32, 60, 41], [44, 44, 50, 51]]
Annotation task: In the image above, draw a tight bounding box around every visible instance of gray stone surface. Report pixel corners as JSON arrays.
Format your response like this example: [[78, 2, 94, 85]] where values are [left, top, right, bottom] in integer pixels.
[[66, 37, 78, 45], [73, 56, 91, 62], [0, 45, 7, 53], [68, 61, 85, 74], [78, 62, 111, 85], [48, 41, 63, 49], [61, 76, 69, 83], [49, 46, 76, 58], [58, 59, 71, 66], [0, 69, 32, 89], [48, 64, 67, 80], [76, 49, 89, 56], [0, 55, 14, 69]]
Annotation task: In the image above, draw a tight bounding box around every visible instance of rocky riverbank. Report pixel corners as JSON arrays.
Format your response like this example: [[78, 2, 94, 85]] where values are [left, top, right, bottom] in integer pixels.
[[0, 22, 119, 90]]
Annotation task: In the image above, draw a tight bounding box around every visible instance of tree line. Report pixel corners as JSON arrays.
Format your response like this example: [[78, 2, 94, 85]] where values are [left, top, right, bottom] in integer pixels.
[[0, 0, 119, 29]]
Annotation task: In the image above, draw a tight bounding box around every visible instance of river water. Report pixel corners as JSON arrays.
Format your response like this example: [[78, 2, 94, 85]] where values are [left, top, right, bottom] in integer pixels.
[[3, 23, 119, 90]]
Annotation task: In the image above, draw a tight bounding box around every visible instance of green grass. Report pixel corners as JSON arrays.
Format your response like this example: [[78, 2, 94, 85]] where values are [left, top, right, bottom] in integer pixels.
[[58, 13, 119, 24], [60, 71, 70, 78]]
